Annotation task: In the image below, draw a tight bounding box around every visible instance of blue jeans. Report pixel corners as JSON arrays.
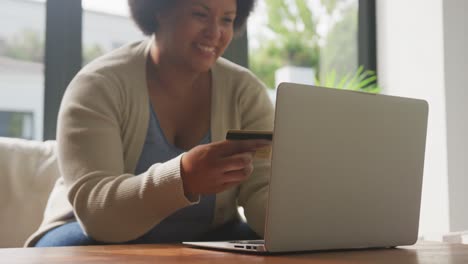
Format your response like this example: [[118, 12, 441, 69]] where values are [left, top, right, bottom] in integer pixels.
[[34, 219, 260, 247]]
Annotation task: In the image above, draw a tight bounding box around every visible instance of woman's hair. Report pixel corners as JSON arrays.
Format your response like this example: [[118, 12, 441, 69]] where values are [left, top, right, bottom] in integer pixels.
[[128, 0, 256, 35]]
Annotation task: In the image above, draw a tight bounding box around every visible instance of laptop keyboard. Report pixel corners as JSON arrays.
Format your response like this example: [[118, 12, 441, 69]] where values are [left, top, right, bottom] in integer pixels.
[[229, 240, 265, 245]]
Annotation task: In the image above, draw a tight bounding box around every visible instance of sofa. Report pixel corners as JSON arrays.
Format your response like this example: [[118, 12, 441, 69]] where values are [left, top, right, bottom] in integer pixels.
[[0, 137, 59, 248]]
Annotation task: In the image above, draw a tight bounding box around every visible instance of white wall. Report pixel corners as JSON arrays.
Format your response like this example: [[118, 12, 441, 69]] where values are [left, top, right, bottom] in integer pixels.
[[377, 0, 468, 238], [443, 0, 468, 232], [377, 0, 448, 237]]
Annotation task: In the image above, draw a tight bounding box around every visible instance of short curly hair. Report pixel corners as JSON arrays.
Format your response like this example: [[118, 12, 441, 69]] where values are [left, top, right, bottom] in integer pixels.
[[128, 0, 256, 35]]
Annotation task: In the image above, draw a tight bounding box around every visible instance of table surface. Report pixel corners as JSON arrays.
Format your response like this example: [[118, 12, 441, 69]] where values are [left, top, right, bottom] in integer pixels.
[[1, 242, 467, 264]]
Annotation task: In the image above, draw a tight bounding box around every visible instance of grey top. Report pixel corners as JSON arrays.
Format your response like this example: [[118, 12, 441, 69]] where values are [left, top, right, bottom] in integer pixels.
[[134, 104, 215, 242]]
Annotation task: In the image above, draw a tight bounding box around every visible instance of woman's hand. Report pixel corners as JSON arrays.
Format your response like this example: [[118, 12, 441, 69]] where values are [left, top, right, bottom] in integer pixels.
[[180, 140, 271, 196]]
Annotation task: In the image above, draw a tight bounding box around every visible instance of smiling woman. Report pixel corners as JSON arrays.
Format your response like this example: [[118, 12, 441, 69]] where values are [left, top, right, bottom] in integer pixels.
[[145, 0, 238, 73], [27, 0, 274, 248]]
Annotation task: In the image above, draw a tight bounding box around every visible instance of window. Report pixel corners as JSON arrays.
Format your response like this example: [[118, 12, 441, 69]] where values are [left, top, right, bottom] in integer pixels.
[[82, 0, 144, 65], [41, 1, 144, 140], [248, 0, 377, 101], [0, 111, 34, 139], [0, 0, 46, 140]]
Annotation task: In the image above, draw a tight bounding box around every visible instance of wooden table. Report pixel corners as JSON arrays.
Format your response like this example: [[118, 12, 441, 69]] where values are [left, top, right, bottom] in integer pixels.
[[1, 242, 467, 264]]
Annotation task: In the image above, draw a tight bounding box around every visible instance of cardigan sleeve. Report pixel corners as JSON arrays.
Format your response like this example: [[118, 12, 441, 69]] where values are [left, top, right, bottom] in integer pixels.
[[57, 73, 196, 243], [235, 72, 275, 237]]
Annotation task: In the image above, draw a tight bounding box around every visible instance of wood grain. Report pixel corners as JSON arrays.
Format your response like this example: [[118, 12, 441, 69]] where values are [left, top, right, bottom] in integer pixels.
[[0, 242, 467, 264]]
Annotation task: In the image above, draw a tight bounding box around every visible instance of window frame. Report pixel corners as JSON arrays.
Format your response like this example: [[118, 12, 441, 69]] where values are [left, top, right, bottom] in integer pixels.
[[43, 0, 82, 140], [358, 0, 377, 73]]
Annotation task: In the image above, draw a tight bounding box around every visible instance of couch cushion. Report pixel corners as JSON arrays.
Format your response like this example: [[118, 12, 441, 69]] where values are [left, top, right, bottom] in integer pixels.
[[0, 137, 60, 248]]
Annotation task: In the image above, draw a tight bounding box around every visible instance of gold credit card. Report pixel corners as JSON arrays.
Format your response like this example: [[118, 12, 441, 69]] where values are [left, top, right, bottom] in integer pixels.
[[226, 130, 273, 160]]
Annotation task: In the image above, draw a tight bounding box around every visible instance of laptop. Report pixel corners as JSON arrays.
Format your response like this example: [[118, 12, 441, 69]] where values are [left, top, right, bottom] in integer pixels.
[[184, 83, 429, 253]]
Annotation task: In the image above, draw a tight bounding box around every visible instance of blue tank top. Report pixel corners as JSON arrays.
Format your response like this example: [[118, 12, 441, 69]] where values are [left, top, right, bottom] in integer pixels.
[[134, 104, 215, 243]]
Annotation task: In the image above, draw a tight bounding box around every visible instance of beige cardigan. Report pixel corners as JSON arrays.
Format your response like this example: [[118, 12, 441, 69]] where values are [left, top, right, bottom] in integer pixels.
[[26, 39, 274, 246]]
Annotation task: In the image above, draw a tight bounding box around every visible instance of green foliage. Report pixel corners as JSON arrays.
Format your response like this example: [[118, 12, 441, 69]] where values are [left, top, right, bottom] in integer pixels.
[[250, 0, 361, 89], [314, 66, 381, 93], [83, 43, 105, 65], [250, 0, 324, 88], [250, 42, 283, 88], [322, 0, 338, 14], [1, 28, 105, 65], [283, 35, 320, 67], [319, 4, 358, 82], [7, 113, 24, 138], [265, 0, 318, 41], [250, 38, 319, 88], [264, 0, 319, 60], [3, 29, 44, 62]]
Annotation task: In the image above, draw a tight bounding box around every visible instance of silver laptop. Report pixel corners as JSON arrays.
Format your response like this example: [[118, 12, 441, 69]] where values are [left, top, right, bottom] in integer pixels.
[[184, 83, 429, 253]]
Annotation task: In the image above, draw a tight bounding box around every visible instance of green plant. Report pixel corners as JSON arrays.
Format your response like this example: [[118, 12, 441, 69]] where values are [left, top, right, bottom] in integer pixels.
[[83, 43, 105, 65], [314, 66, 381, 93], [3, 28, 44, 62]]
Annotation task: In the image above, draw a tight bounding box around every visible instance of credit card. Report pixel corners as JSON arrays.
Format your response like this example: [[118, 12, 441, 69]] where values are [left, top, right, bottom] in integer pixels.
[[226, 130, 273, 160], [226, 130, 273, 141]]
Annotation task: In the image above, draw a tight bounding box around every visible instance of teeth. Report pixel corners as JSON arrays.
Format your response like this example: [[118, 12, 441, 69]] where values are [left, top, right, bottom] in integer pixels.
[[197, 44, 215, 53]]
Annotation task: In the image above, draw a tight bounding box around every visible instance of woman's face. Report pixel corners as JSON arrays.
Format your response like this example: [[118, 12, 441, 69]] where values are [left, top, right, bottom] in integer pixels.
[[156, 0, 237, 73]]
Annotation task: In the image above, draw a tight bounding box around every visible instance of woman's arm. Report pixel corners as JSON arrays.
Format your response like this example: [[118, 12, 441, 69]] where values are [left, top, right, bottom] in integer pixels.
[[58, 73, 194, 243]]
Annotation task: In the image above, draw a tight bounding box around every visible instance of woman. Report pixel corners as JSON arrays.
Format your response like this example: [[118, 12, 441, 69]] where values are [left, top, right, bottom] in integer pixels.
[[27, 0, 274, 247]]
